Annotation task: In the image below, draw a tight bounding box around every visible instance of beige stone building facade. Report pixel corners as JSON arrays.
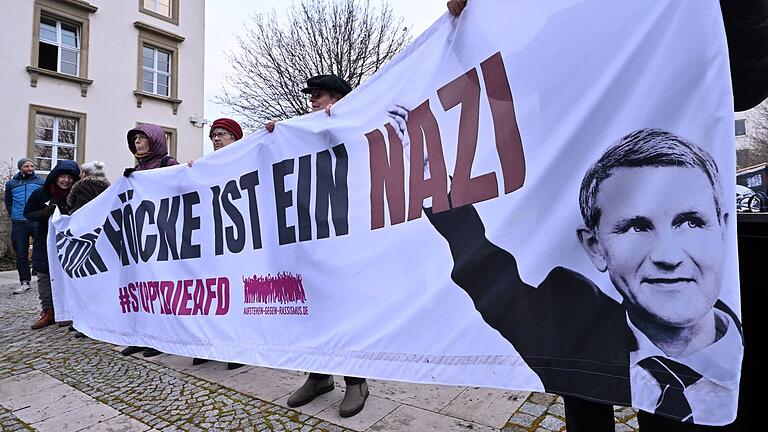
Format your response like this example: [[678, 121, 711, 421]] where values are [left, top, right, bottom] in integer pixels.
[[0, 0, 205, 181]]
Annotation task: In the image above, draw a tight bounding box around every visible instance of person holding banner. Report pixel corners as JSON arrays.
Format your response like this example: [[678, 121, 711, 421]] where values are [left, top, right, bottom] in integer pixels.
[[423, 129, 742, 430], [23, 160, 80, 330], [189, 118, 244, 370], [122, 124, 179, 178], [121, 124, 179, 357], [187, 117, 243, 167], [270, 74, 370, 418], [264, 74, 352, 133]]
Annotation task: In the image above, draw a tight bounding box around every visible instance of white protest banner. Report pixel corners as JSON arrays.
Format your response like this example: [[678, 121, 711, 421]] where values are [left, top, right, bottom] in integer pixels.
[[50, 0, 741, 424]]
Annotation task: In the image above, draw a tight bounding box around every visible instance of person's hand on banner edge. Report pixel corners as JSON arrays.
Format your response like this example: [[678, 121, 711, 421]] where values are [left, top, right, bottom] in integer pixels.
[[187, 159, 195, 167], [265, 120, 276, 133], [41, 203, 57, 219], [447, 0, 467, 16], [324, 104, 334, 116], [387, 105, 432, 178], [123, 167, 136, 178]]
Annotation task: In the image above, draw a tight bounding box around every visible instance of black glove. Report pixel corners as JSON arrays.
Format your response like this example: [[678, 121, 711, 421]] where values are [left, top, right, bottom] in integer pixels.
[[41, 203, 57, 218], [123, 167, 136, 178]]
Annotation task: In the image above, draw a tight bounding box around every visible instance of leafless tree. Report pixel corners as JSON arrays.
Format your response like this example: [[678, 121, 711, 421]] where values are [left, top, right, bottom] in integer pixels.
[[737, 100, 768, 168], [214, 0, 412, 131]]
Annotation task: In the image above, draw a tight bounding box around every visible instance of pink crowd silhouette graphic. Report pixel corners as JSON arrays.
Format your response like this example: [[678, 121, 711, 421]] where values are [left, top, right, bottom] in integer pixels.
[[243, 272, 307, 304]]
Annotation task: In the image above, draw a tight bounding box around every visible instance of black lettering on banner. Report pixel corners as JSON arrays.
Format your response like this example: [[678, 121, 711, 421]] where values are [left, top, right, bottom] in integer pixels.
[[222, 180, 246, 253], [157, 196, 181, 262], [316, 144, 349, 239], [238, 170, 262, 250], [135, 201, 158, 262], [180, 192, 201, 259], [273, 159, 296, 245], [297, 155, 312, 242]]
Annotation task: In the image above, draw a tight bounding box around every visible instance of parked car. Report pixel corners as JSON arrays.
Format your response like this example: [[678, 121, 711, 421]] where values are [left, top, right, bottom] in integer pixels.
[[736, 184, 760, 212]]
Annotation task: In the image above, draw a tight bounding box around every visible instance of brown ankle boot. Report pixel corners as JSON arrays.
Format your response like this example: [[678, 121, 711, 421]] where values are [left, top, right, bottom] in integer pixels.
[[31, 309, 55, 330]]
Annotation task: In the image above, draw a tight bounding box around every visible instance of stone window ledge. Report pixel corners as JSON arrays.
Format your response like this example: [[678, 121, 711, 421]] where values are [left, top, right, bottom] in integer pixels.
[[133, 90, 182, 114], [27, 66, 93, 97]]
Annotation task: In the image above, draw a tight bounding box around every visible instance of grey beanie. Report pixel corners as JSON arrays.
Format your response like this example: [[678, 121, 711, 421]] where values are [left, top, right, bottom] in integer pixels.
[[17, 158, 33, 170]]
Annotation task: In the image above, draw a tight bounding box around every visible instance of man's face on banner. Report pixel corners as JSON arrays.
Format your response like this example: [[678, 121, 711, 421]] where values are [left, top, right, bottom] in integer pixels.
[[585, 166, 726, 329]]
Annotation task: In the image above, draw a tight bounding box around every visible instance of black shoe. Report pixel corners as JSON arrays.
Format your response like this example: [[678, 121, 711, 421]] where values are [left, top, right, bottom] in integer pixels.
[[143, 348, 162, 357], [339, 380, 369, 417], [121, 346, 145, 356], [192, 357, 209, 365], [287, 375, 335, 407], [227, 362, 244, 370], [74, 331, 86, 338]]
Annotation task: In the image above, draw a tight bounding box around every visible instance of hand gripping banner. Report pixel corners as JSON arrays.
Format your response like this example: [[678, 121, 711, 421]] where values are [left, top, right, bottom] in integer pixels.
[[50, 0, 741, 425]]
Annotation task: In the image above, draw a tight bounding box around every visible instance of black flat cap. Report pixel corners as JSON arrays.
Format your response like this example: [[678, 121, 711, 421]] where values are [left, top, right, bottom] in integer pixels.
[[301, 74, 353, 96]]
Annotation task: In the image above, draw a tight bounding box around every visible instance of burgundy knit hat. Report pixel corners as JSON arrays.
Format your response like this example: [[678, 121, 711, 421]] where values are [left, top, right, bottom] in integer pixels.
[[210, 118, 243, 141]]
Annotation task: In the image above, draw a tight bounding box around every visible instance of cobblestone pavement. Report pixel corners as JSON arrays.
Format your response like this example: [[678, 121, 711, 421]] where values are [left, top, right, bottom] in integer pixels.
[[0, 276, 638, 431]]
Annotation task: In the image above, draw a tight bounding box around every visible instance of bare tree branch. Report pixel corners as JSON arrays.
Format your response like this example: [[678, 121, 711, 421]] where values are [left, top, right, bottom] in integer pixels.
[[213, 0, 411, 131], [737, 100, 768, 169]]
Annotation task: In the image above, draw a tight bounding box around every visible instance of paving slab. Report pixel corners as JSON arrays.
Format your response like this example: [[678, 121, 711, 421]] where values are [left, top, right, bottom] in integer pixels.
[[442, 387, 529, 429], [219, 365, 307, 402], [80, 414, 153, 431], [30, 402, 120, 431], [369, 404, 497, 431], [0, 370, 60, 402], [367, 379, 466, 411], [316, 394, 400, 431]]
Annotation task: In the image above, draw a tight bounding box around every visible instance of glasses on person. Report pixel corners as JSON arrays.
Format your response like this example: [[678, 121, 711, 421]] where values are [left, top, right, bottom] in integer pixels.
[[309, 90, 329, 99], [134, 134, 149, 141], [209, 129, 233, 140]]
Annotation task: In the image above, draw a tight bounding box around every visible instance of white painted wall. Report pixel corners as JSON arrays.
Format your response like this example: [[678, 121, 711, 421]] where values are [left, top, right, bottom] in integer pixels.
[[0, 0, 205, 181]]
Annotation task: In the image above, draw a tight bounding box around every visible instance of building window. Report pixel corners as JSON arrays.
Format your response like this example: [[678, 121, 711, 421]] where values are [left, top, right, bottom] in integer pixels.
[[134, 22, 184, 114], [39, 16, 80, 75], [28, 0, 96, 96], [139, 0, 179, 25], [735, 119, 747, 137], [142, 45, 172, 97], [28, 105, 86, 173], [143, 0, 171, 17]]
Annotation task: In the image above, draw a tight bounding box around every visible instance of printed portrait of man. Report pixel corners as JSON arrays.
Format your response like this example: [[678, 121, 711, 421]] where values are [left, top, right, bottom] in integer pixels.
[[425, 128, 743, 425]]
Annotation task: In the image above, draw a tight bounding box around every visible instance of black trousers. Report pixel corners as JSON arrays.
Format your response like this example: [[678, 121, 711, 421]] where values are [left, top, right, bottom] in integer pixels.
[[308, 372, 365, 385], [563, 396, 724, 432]]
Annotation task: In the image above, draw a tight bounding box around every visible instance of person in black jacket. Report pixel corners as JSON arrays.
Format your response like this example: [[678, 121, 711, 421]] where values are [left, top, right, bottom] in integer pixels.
[[24, 160, 80, 330]]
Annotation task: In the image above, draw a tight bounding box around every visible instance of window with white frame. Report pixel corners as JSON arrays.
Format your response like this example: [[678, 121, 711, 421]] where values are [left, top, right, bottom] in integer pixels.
[[735, 119, 747, 137], [33, 113, 78, 172], [143, 0, 172, 18], [38, 15, 80, 76], [142, 45, 171, 97]]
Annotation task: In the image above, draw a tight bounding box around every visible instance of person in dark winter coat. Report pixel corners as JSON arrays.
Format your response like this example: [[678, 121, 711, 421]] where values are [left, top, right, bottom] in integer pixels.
[[124, 123, 179, 176], [23, 160, 80, 330], [67, 171, 110, 214], [4, 158, 44, 293], [121, 124, 176, 356], [61, 163, 111, 336]]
